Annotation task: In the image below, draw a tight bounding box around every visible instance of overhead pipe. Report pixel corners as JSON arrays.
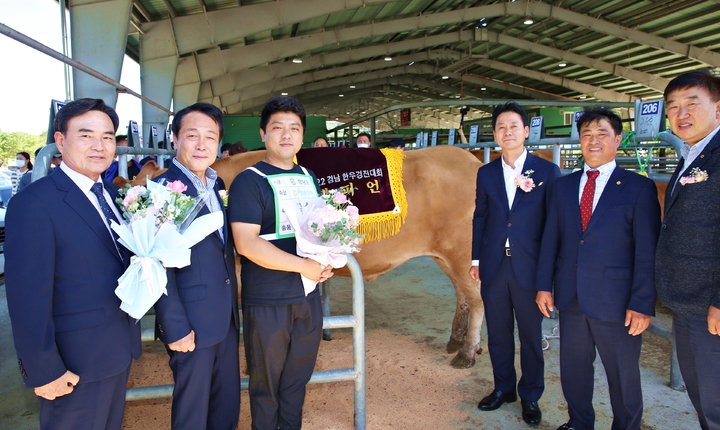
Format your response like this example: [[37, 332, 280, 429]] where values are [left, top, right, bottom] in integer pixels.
[[0, 22, 173, 116]]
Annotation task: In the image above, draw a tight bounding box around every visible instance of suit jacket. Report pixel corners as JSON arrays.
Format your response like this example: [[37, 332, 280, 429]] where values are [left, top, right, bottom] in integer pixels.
[[4, 168, 141, 388], [656, 132, 720, 319], [536, 166, 661, 322], [471, 152, 561, 291], [153, 163, 239, 349]]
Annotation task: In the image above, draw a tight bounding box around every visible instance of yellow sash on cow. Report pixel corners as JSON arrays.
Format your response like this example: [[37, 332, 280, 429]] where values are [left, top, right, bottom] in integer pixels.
[[357, 148, 407, 243]]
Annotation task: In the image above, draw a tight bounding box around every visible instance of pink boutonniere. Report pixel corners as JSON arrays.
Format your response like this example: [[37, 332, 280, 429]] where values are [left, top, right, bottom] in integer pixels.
[[679, 167, 709, 186], [514, 170, 543, 192]]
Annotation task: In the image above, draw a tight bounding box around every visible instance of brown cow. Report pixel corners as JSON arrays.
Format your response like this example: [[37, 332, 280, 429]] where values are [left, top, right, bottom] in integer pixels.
[[212, 147, 485, 368]]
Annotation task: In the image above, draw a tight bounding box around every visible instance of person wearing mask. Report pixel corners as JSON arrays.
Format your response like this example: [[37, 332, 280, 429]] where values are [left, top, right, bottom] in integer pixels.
[[11, 151, 33, 195], [356, 132, 372, 148]]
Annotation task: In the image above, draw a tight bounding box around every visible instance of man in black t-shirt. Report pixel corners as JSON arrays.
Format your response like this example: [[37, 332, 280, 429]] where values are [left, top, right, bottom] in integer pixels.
[[229, 96, 333, 430]]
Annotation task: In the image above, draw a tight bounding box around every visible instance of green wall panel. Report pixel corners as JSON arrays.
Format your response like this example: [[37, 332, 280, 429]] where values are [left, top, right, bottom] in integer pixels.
[[223, 115, 328, 150]]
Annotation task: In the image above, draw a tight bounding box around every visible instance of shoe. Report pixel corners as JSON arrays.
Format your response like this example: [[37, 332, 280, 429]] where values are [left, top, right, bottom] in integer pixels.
[[520, 400, 541, 426], [556, 424, 574, 430], [477, 389, 517, 411]]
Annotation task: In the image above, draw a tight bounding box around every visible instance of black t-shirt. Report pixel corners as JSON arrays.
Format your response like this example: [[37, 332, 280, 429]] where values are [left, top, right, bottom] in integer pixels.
[[228, 161, 321, 305]]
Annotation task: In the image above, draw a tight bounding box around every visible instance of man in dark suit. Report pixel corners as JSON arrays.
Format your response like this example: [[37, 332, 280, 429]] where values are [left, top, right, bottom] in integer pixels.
[[536, 107, 661, 430], [152, 102, 240, 430], [470, 102, 561, 426], [655, 71, 720, 430], [4, 98, 142, 430]]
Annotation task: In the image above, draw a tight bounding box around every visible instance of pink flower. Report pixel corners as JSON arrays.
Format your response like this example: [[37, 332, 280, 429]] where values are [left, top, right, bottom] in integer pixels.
[[333, 192, 348, 204], [123, 193, 139, 208], [514, 170, 536, 192], [346, 205, 360, 223], [167, 180, 188, 193]]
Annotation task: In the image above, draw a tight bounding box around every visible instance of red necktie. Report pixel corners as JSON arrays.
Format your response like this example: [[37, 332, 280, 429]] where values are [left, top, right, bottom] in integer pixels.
[[580, 170, 600, 232]]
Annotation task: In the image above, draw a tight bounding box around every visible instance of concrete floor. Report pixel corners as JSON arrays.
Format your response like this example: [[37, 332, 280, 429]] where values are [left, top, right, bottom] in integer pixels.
[[0, 257, 702, 429]]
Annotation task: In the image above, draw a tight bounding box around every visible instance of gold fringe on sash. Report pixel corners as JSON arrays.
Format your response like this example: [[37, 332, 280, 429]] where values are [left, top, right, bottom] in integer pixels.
[[356, 148, 408, 243]]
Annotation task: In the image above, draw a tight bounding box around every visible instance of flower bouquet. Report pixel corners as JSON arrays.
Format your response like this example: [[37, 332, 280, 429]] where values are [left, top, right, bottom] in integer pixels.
[[111, 179, 224, 319], [283, 189, 363, 295]]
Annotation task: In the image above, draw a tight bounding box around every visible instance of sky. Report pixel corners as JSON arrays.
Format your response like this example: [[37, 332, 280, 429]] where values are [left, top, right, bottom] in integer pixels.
[[0, 0, 143, 136]]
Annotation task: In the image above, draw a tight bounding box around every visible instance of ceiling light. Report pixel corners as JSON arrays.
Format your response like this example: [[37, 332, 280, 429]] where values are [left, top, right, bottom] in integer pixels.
[[408, 61, 415, 66], [523, 19, 533, 25], [361, 111, 366, 114], [346, 112, 350, 114], [442, 75, 449, 79], [455, 95, 461, 98], [481, 87, 487, 91], [558, 62, 567, 67], [281, 92, 288, 96], [335, 117, 339, 120], [350, 85, 356, 89], [339, 94, 344, 97], [481, 23, 487, 27], [292, 58, 302, 64], [384, 56, 392, 61], [579, 95, 587, 99]]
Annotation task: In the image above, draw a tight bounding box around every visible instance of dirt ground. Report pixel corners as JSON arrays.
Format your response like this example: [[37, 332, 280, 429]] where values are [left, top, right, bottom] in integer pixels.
[[119, 257, 698, 430]]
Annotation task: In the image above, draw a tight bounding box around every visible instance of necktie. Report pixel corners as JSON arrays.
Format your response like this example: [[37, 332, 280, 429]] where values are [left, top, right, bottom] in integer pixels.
[[580, 170, 600, 232], [90, 183, 126, 261]]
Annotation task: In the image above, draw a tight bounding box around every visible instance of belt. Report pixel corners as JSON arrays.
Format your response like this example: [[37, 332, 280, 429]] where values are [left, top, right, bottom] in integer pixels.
[[504, 247, 511, 257]]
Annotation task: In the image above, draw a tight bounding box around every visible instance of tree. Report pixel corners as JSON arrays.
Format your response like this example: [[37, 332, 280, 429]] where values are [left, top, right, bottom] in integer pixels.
[[0, 130, 46, 168]]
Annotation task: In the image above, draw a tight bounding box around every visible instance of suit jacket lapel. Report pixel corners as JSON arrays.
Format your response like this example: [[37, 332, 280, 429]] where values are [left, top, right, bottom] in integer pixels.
[[665, 133, 720, 215], [567, 170, 584, 234], [54, 170, 124, 263], [510, 153, 536, 212], [490, 160, 510, 214], [584, 166, 626, 235]]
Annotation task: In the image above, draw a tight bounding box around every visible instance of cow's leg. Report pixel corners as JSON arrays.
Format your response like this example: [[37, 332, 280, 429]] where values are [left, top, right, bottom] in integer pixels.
[[447, 294, 468, 354], [431, 256, 485, 368], [451, 278, 484, 368]]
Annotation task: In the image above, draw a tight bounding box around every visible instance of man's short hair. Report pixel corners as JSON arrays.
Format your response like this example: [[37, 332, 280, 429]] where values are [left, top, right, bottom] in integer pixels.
[[260, 96, 307, 133], [115, 135, 128, 144], [356, 132, 371, 141], [388, 138, 405, 148], [491, 102, 528, 129], [664, 70, 720, 102], [220, 143, 232, 153], [54, 98, 119, 134], [576, 107, 623, 136], [172, 102, 225, 141]]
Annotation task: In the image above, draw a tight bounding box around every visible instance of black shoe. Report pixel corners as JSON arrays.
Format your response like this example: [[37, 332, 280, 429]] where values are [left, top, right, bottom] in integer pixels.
[[556, 424, 574, 430], [520, 400, 542, 426], [477, 389, 517, 411]]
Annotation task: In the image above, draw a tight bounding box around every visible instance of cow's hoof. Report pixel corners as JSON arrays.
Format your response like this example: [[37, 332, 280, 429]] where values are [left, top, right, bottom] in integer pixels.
[[446, 339, 464, 354], [323, 332, 333, 341], [450, 352, 476, 368]]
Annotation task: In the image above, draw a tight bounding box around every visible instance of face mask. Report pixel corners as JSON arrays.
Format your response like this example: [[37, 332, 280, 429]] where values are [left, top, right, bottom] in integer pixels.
[[16, 160, 26, 168], [357, 143, 370, 148]]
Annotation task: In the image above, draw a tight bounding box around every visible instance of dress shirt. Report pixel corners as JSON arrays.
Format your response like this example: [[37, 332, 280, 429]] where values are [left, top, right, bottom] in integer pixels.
[[672, 124, 720, 191], [60, 162, 124, 234], [578, 160, 616, 212], [172, 158, 224, 241]]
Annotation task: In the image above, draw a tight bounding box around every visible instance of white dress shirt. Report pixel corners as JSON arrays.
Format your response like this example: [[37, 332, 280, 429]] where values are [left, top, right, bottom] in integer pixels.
[[578, 160, 616, 211]]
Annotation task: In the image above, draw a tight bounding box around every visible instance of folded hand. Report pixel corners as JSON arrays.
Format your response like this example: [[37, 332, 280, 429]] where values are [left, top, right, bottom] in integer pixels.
[[168, 330, 196, 352], [34, 370, 80, 400]]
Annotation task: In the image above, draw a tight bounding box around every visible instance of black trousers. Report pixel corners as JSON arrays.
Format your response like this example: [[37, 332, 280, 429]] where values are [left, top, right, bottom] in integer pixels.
[[480, 255, 545, 401], [243, 294, 323, 430], [167, 322, 240, 430], [560, 299, 643, 430], [39, 364, 130, 430], [674, 312, 720, 430]]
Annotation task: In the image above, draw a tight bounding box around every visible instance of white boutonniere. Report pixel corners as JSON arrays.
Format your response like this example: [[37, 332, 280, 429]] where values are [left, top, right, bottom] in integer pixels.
[[679, 167, 709, 186], [218, 189, 229, 207], [514, 170, 543, 192]]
